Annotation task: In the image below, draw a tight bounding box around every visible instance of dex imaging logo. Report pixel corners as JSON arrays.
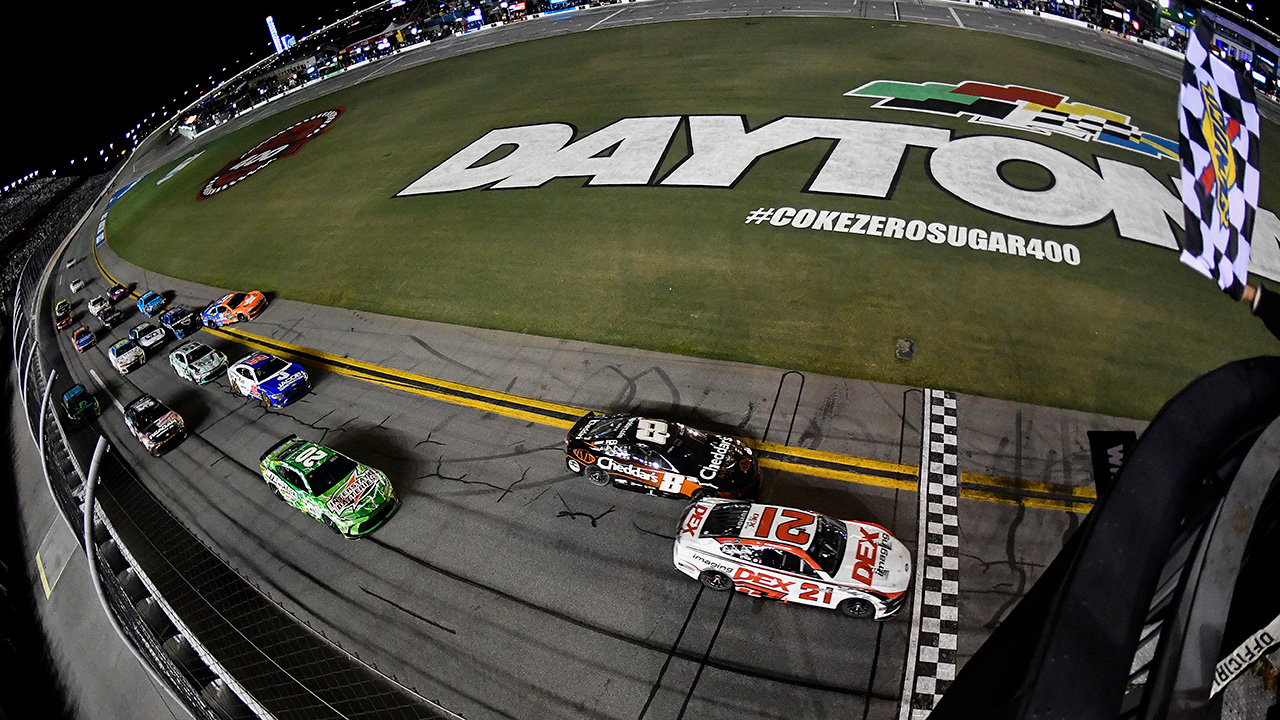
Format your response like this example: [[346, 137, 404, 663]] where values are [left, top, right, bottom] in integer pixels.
[[199, 108, 344, 199]]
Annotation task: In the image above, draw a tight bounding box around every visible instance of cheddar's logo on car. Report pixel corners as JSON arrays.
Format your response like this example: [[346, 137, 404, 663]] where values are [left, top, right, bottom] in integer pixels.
[[199, 108, 344, 199]]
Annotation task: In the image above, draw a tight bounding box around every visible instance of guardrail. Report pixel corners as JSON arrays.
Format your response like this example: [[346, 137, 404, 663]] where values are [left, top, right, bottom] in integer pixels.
[[8, 179, 457, 720], [9, 224, 228, 720]]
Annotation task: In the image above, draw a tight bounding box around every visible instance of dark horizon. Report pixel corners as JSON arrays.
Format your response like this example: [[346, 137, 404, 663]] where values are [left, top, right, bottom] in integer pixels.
[[5, 0, 1280, 195], [2, 1, 370, 192]]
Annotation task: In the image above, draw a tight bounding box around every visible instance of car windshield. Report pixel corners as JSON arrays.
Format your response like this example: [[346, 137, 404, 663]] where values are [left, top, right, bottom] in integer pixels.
[[256, 358, 290, 378], [700, 503, 752, 538], [62, 387, 83, 403], [227, 293, 247, 307], [128, 399, 168, 427], [807, 516, 848, 576], [306, 454, 358, 495], [660, 431, 701, 465], [114, 340, 137, 353], [187, 345, 213, 362], [585, 415, 634, 439], [136, 323, 156, 335]]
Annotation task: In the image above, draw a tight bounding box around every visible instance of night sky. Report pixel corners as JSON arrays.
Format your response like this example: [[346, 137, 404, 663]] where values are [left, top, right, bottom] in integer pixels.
[[5, 1, 1280, 193], [3, 1, 369, 191]]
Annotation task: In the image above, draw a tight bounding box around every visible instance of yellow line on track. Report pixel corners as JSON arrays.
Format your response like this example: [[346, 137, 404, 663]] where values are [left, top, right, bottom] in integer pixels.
[[36, 552, 53, 599], [92, 242, 1097, 512], [759, 458, 916, 492]]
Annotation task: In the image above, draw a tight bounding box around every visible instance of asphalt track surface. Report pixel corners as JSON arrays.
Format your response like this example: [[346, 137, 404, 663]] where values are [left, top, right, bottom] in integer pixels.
[[41, 1, 1167, 718]]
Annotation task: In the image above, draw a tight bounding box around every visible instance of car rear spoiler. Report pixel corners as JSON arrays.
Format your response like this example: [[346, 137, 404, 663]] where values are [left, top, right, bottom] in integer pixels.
[[260, 434, 299, 464], [567, 411, 596, 440]]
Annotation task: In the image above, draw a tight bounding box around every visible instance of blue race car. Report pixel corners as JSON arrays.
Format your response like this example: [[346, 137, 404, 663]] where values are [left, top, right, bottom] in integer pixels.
[[72, 326, 95, 353], [228, 352, 311, 407], [159, 306, 198, 340], [137, 291, 166, 317]]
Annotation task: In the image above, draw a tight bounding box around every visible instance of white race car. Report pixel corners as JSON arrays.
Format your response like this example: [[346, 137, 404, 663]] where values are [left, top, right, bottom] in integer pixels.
[[108, 338, 146, 375], [673, 498, 912, 620], [129, 322, 166, 350], [87, 295, 109, 317], [69, 278, 86, 293], [170, 340, 228, 384]]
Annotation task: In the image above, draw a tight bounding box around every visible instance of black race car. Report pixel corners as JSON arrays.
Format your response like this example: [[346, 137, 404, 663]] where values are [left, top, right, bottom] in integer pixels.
[[99, 305, 124, 329], [159, 306, 198, 340], [564, 412, 760, 500], [123, 395, 187, 456]]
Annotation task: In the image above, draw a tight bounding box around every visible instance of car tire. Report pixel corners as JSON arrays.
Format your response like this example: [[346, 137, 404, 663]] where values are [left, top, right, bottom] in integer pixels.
[[566, 456, 583, 474], [838, 598, 876, 619], [690, 488, 708, 502], [586, 466, 610, 487], [323, 516, 342, 534], [699, 570, 734, 592], [236, 313, 247, 323], [270, 484, 284, 501]]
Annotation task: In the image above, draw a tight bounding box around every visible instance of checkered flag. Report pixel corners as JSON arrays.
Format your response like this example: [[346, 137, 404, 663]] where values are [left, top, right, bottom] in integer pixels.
[[1179, 20, 1261, 301]]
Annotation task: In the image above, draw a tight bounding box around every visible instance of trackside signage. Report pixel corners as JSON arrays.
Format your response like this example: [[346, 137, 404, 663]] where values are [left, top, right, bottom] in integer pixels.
[[396, 83, 1280, 282]]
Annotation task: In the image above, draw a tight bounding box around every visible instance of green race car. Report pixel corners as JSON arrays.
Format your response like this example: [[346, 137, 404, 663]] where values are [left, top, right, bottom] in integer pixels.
[[61, 384, 99, 423], [258, 435, 399, 537]]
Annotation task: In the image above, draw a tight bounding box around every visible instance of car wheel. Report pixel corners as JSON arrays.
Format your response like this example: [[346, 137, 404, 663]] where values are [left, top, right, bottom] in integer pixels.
[[586, 466, 610, 487], [699, 570, 734, 592], [566, 456, 583, 474], [236, 313, 247, 323], [323, 516, 342, 534], [690, 488, 709, 502], [270, 484, 284, 501], [838, 598, 876, 619]]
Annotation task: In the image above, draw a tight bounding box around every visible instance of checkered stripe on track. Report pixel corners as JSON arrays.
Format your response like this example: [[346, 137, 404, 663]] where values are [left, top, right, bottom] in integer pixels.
[[900, 389, 960, 720]]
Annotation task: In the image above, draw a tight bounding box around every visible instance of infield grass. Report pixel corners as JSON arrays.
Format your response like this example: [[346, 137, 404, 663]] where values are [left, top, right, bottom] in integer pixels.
[[108, 18, 1280, 419]]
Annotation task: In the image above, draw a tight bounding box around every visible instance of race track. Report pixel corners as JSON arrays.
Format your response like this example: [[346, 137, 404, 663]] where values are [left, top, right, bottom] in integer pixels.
[[44, 2, 1162, 718]]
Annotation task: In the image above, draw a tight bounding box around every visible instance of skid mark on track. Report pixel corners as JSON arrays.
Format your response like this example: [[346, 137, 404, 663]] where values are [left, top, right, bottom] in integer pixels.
[[554, 494, 616, 527], [410, 334, 493, 380], [361, 587, 457, 635], [637, 586, 707, 720], [363, 536, 889, 697]]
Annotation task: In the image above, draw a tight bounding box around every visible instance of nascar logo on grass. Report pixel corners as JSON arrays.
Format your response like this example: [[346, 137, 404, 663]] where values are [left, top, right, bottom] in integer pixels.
[[844, 80, 1179, 161]]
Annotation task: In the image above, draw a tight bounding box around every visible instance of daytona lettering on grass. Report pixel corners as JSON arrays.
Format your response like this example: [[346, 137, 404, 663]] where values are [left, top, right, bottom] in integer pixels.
[[746, 206, 1081, 265]]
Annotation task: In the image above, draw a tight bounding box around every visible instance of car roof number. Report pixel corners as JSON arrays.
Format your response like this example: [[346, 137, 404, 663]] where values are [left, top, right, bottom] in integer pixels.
[[749, 507, 817, 546], [294, 445, 329, 469], [637, 419, 670, 444]]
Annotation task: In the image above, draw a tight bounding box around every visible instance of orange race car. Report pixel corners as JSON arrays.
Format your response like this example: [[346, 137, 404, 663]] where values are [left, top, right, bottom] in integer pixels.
[[201, 290, 267, 327]]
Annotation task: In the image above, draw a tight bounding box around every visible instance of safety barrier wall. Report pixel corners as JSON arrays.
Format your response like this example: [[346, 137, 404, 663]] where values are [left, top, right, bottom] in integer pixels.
[[8, 222, 228, 720], [8, 177, 452, 719]]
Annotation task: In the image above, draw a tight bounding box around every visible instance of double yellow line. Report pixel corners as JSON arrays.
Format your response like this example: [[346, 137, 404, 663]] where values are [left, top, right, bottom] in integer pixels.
[[94, 243, 1098, 512], [207, 325, 1098, 513]]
